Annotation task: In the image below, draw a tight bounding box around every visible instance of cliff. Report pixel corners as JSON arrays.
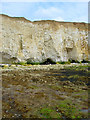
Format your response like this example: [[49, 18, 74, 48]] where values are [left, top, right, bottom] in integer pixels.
[[0, 14, 89, 63]]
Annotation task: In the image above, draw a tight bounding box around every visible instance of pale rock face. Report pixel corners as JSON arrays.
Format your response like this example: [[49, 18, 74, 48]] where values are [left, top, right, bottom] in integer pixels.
[[0, 14, 89, 63]]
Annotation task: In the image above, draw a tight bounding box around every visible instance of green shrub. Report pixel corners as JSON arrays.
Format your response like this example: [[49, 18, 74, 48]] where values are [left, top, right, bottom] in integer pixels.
[[57, 61, 70, 64], [16, 61, 26, 65], [81, 60, 90, 63], [32, 62, 40, 65], [27, 60, 40, 65], [68, 59, 80, 63]]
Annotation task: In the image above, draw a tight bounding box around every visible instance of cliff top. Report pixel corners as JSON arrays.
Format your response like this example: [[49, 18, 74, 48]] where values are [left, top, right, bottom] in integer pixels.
[[0, 14, 88, 25]]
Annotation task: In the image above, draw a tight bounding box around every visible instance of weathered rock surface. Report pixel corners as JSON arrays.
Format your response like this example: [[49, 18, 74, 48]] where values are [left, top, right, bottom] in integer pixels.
[[0, 14, 89, 63]]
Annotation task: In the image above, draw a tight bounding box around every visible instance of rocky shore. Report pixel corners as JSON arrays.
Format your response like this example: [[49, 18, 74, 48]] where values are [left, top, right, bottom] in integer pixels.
[[1, 63, 89, 119]]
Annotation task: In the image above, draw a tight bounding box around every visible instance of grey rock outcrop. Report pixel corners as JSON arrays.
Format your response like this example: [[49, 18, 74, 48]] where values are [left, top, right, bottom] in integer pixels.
[[0, 14, 89, 63]]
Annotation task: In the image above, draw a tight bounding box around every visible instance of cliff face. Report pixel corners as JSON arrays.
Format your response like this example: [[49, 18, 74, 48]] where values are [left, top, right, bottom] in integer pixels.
[[0, 14, 89, 63]]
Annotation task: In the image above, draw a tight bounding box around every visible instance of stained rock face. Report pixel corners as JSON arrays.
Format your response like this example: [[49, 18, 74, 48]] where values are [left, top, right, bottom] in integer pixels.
[[0, 14, 89, 63]]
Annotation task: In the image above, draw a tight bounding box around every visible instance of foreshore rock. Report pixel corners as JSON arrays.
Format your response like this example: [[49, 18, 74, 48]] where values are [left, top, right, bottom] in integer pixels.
[[0, 14, 89, 63]]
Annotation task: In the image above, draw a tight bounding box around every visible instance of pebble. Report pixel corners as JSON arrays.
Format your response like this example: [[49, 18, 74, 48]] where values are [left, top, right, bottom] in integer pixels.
[[6, 110, 8, 113]]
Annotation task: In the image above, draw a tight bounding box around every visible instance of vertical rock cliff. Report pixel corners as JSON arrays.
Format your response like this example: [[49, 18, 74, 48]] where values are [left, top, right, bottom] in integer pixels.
[[0, 14, 89, 63]]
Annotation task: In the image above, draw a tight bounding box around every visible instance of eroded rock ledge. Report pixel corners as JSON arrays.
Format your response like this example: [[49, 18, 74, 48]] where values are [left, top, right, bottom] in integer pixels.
[[0, 14, 89, 63]]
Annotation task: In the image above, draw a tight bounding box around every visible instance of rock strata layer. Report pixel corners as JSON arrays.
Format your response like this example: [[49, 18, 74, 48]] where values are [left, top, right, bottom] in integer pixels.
[[0, 14, 89, 63]]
